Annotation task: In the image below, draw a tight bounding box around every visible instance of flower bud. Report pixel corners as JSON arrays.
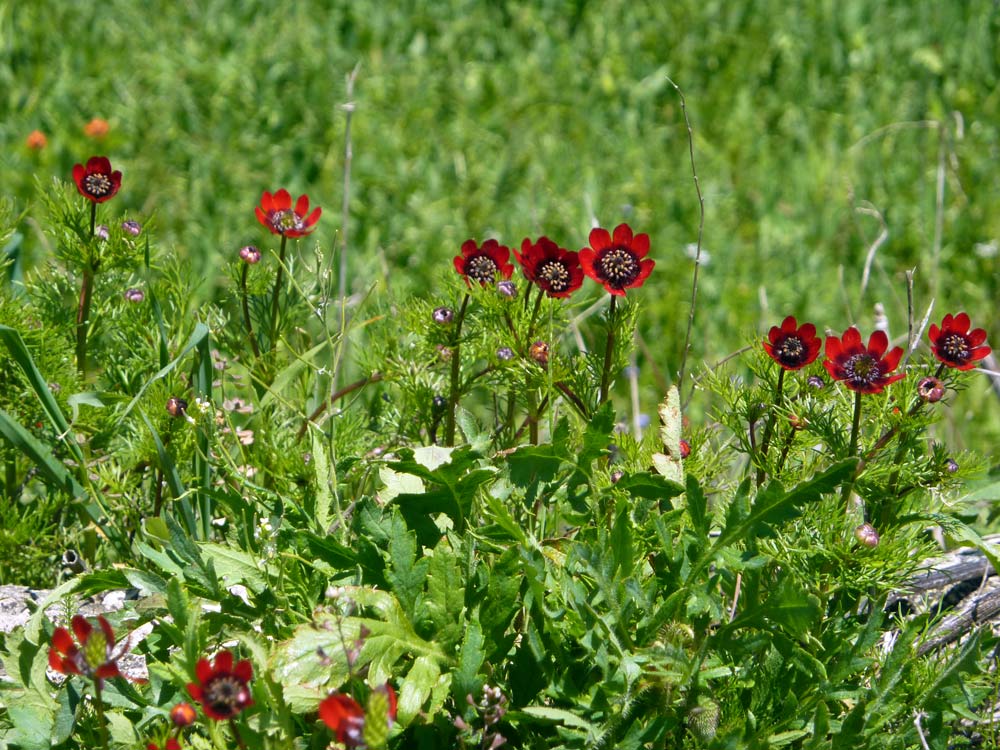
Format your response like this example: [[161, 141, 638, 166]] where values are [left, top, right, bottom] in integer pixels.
[[239, 245, 261, 264], [610, 470, 624, 484], [124, 288, 144, 303], [688, 699, 720, 743], [496, 280, 517, 298], [529, 340, 549, 366], [917, 376, 945, 403], [94, 224, 110, 240], [433, 306, 454, 325], [788, 414, 807, 431], [679, 439, 691, 459], [946, 458, 959, 474], [496, 346, 514, 362], [25, 130, 47, 150], [121, 220, 142, 236], [170, 701, 197, 727], [166, 397, 188, 418], [436, 344, 453, 361], [854, 523, 879, 548], [807, 375, 825, 389], [432, 395, 447, 413]]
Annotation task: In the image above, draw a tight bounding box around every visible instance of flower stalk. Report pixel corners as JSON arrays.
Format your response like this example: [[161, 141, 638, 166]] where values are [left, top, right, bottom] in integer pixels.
[[445, 293, 470, 446], [268, 234, 288, 350], [598, 296, 617, 405]]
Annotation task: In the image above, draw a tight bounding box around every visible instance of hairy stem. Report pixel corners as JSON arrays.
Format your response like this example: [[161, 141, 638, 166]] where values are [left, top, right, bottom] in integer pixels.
[[755, 368, 785, 486], [268, 234, 289, 350], [75, 202, 97, 379], [445, 294, 470, 446], [239, 264, 261, 359], [598, 296, 618, 405], [840, 390, 864, 511]]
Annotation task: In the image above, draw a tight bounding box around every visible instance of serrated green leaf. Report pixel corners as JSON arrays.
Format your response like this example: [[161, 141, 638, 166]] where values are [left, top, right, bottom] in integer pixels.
[[398, 654, 441, 726], [6, 688, 58, 750], [454, 613, 485, 699]]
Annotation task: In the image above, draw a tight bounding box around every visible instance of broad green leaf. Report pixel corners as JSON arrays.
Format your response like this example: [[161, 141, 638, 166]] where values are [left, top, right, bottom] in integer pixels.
[[385, 511, 428, 613], [379, 465, 425, 501], [0, 407, 84, 497], [613, 472, 685, 502], [398, 654, 441, 725], [453, 613, 485, 699], [199, 542, 268, 594], [6, 688, 58, 750]]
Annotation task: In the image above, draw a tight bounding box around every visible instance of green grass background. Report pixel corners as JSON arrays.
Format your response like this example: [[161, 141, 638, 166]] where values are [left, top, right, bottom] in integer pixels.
[[2, 0, 998, 450]]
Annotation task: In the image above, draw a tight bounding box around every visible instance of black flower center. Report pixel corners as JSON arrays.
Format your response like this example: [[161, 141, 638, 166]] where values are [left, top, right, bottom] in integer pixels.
[[939, 332, 971, 363], [597, 247, 639, 287], [84, 173, 113, 197], [843, 353, 882, 386], [774, 335, 807, 366], [204, 675, 250, 719], [269, 209, 304, 235], [537, 260, 571, 291], [466, 254, 499, 283]]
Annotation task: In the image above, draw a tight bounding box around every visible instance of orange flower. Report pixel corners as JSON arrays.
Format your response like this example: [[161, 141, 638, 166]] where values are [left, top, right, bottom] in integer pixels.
[[25, 130, 48, 150], [84, 118, 110, 139]]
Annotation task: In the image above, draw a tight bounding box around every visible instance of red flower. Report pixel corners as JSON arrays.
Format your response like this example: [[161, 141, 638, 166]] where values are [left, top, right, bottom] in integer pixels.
[[49, 615, 124, 684], [823, 327, 905, 394], [72, 156, 122, 203], [186, 650, 254, 721], [255, 189, 322, 238], [763, 316, 822, 370], [453, 239, 514, 286], [928, 312, 991, 371], [579, 223, 654, 296], [147, 741, 181, 750], [515, 237, 583, 298], [319, 684, 397, 748]]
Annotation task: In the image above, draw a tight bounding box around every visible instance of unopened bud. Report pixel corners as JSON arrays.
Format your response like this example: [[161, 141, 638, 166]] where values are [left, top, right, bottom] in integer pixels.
[[610, 470, 624, 484], [170, 702, 196, 727], [679, 439, 691, 459], [121, 220, 142, 236], [166, 397, 188, 418], [854, 523, 879, 548], [496, 280, 517, 298], [529, 340, 549, 366], [433, 306, 454, 324], [496, 346, 514, 362], [432, 395, 447, 413], [807, 375, 825, 389], [94, 224, 110, 240], [946, 458, 959, 474], [437, 344, 453, 361], [788, 414, 807, 431], [239, 245, 261, 264], [917, 376, 945, 403], [124, 288, 144, 303], [688, 699, 720, 743]]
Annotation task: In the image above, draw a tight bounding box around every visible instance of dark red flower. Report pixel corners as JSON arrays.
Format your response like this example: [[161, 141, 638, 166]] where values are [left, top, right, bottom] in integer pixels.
[[49, 615, 125, 683], [72, 156, 122, 203], [763, 316, 822, 370], [147, 740, 181, 750], [319, 684, 397, 748], [823, 327, 905, 394], [579, 223, 654, 296], [453, 239, 514, 286], [255, 189, 321, 238], [186, 650, 254, 721], [928, 312, 991, 371], [515, 237, 583, 298]]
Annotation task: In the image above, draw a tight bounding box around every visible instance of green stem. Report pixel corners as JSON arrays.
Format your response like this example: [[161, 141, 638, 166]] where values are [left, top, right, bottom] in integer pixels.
[[240, 264, 261, 359], [445, 294, 470, 446], [526, 286, 544, 341], [229, 718, 249, 750], [268, 234, 289, 350], [755, 368, 785, 486], [93, 681, 110, 750], [75, 203, 97, 379], [598, 296, 618, 405], [840, 390, 864, 511]]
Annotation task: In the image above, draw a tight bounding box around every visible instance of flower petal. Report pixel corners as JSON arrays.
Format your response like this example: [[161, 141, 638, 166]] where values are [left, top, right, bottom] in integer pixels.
[[631, 232, 650, 256], [588, 227, 611, 252], [611, 223, 633, 246], [953, 312, 971, 332], [233, 658, 253, 682], [273, 189, 292, 210], [969, 328, 988, 347], [195, 657, 213, 684], [213, 650, 234, 674], [295, 193, 310, 217], [71, 615, 92, 643], [867, 330, 888, 357]]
